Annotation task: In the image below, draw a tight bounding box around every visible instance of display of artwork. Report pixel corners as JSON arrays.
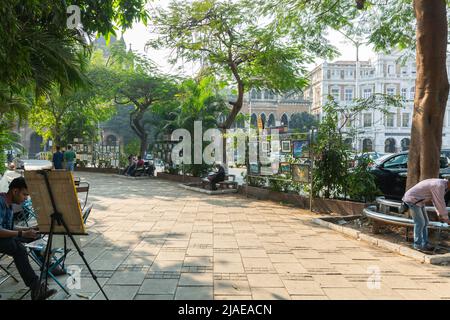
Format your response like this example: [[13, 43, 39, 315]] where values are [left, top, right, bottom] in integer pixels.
[[249, 163, 260, 175], [280, 162, 290, 173], [293, 140, 309, 158], [260, 166, 273, 176], [281, 140, 291, 153], [292, 164, 310, 183]]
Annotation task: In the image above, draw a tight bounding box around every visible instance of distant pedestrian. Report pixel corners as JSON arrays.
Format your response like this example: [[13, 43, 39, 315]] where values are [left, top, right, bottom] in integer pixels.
[[52, 146, 64, 170], [402, 178, 450, 252], [64, 145, 76, 172]]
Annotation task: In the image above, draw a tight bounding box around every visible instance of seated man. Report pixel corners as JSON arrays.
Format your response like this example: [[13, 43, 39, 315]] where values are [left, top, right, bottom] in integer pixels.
[[0, 177, 57, 300], [207, 163, 226, 191], [126, 155, 138, 176], [130, 156, 145, 176]]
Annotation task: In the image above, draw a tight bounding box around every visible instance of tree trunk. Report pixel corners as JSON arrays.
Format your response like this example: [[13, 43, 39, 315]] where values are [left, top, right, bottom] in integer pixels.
[[406, 0, 449, 190], [130, 108, 148, 158]]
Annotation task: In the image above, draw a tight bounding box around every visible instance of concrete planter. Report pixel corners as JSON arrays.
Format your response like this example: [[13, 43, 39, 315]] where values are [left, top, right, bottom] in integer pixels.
[[242, 184, 366, 216], [156, 172, 202, 184]]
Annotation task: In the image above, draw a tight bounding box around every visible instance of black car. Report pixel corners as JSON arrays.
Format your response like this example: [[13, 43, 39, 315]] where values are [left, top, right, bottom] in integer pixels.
[[370, 151, 450, 201]]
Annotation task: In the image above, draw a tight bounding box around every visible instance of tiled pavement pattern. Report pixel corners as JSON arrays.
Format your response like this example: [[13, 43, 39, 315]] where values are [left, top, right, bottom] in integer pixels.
[[1, 173, 450, 300]]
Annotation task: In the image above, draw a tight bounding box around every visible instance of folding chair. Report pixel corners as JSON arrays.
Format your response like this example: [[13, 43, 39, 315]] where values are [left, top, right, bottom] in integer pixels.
[[26, 237, 71, 296], [0, 254, 19, 286]]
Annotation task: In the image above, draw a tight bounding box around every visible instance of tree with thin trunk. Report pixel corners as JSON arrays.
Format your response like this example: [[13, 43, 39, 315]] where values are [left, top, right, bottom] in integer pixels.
[[150, 0, 334, 163], [113, 74, 178, 157]]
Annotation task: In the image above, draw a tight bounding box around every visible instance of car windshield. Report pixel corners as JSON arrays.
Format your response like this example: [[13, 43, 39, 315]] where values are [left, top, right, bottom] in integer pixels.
[[374, 154, 394, 166]]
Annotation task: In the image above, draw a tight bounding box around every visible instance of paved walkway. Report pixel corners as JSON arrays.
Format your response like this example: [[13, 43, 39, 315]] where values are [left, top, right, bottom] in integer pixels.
[[1, 173, 450, 300]]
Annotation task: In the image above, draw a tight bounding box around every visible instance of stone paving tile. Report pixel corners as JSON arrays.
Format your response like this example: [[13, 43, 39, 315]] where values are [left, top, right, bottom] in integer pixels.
[[93, 285, 139, 300], [251, 287, 291, 300], [322, 287, 367, 300], [107, 270, 147, 285], [179, 273, 214, 286], [139, 279, 179, 295], [282, 280, 324, 296], [273, 263, 307, 274], [175, 286, 213, 300], [247, 274, 284, 288], [134, 294, 174, 300], [214, 280, 251, 296]]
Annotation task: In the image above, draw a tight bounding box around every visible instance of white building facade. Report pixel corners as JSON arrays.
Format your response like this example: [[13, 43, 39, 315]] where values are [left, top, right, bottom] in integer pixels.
[[307, 52, 450, 153]]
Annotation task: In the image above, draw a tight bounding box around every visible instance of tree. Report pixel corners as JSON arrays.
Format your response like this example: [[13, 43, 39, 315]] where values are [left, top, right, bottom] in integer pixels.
[[157, 76, 229, 176], [289, 112, 318, 132], [150, 0, 333, 164], [113, 73, 178, 157], [406, 1, 449, 188], [28, 86, 114, 147]]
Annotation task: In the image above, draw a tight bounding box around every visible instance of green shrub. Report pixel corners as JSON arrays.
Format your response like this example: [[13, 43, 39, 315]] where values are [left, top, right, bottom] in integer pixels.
[[246, 175, 266, 188]]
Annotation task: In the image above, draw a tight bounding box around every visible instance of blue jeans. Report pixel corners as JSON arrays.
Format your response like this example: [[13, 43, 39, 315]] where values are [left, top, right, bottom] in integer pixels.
[[406, 203, 429, 248], [66, 161, 74, 172]]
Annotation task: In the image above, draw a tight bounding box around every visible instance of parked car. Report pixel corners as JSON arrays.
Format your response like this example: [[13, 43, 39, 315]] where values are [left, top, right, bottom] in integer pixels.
[[15, 159, 52, 170], [370, 151, 450, 201], [352, 151, 385, 168]]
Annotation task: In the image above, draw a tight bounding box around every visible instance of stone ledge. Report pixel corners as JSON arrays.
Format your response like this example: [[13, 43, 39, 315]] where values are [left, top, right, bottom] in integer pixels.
[[312, 217, 450, 265], [178, 184, 238, 195], [112, 175, 153, 180]]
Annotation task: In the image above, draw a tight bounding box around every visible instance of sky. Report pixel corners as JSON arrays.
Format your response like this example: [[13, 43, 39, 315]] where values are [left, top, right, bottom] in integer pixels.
[[121, 22, 376, 77]]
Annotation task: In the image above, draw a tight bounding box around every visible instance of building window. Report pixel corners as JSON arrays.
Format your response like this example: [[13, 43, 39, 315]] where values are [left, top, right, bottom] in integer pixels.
[[401, 66, 408, 75], [411, 63, 416, 74], [402, 113, 410, 127], [410, 87, 415, 100], [363, 89, 372, 99], [330, 88, 340, 100], [345, 89, 353, 101], [401, 88, 407, 99], [388, 65, 395, 75], [363, 113, 372, 127], [385, 113, 395, 127], [387, 87, 395, 96]]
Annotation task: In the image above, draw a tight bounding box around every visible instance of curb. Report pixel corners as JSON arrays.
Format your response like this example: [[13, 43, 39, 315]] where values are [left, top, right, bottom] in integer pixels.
[[312, 218, 450, 265], [178, 183, 239, 195]]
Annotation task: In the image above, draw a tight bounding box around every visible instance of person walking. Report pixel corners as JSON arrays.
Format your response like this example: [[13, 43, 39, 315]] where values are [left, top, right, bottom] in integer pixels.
[[52, 146, 64, 170], [64, 145, 76, 172], [402, 178, 450, 252]]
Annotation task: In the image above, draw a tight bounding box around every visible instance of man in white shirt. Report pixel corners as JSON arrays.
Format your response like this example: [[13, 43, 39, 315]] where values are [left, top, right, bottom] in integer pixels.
[[402, 178, 450, 252]]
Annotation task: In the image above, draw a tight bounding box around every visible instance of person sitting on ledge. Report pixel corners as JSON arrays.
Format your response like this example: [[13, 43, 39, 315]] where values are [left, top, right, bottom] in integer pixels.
[[0, 177, 57, 300], [208, 163, 225, 191], [402, 178, 450, 253]]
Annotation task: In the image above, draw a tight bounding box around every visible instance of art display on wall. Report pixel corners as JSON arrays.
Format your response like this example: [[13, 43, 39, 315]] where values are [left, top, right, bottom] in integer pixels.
[[280, 162, 290, 173], [281, 140, 291, 153], [292, 140, 309, 158], [292, 164, 310, 183], [249, 163, 260, 175]]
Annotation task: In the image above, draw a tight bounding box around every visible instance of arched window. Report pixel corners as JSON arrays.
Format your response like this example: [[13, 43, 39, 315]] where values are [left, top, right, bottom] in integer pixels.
[[106, 135, 117, 146], [401, 138, 410, 151], [267, 114, 275, 128], [344, 138, 353, 149], [280, 114, 289, 127], [260, 113, 267, 129], [251, 113, 258, 127], [385, 138, 396, 153], [362, 138, 373, 152]]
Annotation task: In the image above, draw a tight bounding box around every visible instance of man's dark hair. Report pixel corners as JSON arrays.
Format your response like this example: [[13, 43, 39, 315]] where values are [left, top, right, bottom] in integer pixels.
[[138, 156, 142, 160], [67, 145, 72, 150], [56, 146, 60, 151], [9, 177, 27, 191]]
